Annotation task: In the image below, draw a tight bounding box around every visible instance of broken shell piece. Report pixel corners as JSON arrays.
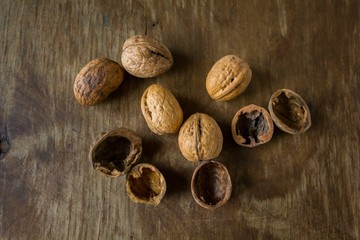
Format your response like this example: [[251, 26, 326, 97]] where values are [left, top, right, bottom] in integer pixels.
[[90, 128, 142, 177], [231, 104, 274, 147], [126, 163, 167, 206], [268, 89, 311, 134]]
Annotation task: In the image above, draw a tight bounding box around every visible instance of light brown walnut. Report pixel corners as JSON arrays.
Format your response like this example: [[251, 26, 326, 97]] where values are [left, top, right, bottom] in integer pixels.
[[206, 55, 252, 101], [141, 84, 183, 135], [178, 113, 223, 162], [121, 35, 173, 78]]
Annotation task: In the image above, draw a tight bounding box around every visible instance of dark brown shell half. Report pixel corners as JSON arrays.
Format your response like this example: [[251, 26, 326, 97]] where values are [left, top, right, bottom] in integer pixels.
[[90, 128, 142, 177], [268, 89, 311, 134], [231, 104, 274, 147], [191, 160, 232, 210]]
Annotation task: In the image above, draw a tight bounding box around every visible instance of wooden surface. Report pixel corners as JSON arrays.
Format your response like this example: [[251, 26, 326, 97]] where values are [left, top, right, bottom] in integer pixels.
[[1, 1, 359, 239]]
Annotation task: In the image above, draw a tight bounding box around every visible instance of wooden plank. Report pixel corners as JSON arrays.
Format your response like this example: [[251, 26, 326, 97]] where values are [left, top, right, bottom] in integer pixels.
[[0, 0, 359, 239]]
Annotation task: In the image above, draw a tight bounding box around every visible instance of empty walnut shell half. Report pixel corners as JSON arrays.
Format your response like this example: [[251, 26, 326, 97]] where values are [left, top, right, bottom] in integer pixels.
[[206, 55, 252, 101], [231, 104, 274, 147], [191, 160, 232, 210], [268, 89, 311, 134], [126, 163, 166, 206], [178, 113, 223, 162], [90, 128, 142, 177]]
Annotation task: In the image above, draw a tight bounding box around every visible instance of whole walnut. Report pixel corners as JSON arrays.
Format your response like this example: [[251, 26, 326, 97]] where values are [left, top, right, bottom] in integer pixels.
[[178, 113, 223, 162], [206, 55, 252, 101], [141, 84, 183, 135], [74, 58, 124, 106], [121, 35, 173, 78]]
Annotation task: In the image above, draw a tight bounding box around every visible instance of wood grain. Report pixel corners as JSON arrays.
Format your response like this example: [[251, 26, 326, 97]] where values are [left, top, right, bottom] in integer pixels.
[[1, 0, 359, 239]]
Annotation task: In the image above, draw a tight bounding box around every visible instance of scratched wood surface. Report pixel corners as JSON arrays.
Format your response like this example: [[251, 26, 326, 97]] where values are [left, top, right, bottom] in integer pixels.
[[1, 0, 359, 239]]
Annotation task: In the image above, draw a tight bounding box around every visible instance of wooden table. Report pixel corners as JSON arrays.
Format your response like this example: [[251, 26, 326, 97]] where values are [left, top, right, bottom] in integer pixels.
[[1, 1, 359, 239]]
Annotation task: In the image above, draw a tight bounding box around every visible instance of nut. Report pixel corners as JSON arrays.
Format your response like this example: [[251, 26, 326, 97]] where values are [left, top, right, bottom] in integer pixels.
[[74, 58, 124, 106], [178, 113, 223, 162], [90, 128, 142, 177], [141, 84, 183, 135], [206, 55, 252, 101], [191, 160, 232, 210], [268, 89, 311, 134], [231, 104, 274, 147], [126, 163, 166, 206], [121, 35, 173, 78]]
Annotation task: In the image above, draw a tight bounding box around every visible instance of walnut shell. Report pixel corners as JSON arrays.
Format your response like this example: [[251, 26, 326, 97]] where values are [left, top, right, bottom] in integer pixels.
[[121, 35, 173, 78], [231, 104, 274, 147], [90, 128, 142, 177], [178, 113, 223, 162], [191, 160, 232, 210], [126, 163, 166, 206], [141, 84, 183, 135], [206, 55, 252, 101], [74, 58, 124, 106], [268, 89, 311, 134]]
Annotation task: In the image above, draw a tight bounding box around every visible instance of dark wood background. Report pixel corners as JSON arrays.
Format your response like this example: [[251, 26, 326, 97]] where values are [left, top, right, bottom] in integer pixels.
[[1, 0, 359, 239]]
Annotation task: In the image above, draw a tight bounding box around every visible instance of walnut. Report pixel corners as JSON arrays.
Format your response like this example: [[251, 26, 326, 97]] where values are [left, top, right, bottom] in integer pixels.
[[121, 35, 173, 78], [74, 58, 124, 106], [206, 55, 252, 101], [178, 113, 223, 162], [141, 84, 183, 135]]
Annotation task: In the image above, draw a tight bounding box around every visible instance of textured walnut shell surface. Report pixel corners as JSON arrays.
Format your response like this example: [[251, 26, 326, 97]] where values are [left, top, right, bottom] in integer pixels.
[[178, 113, 223, 162], [268, 89, 311, 134], [206, 55, 252, 101], [126, 163, 166, 206], [74, 58, 124, 106], [191, 160, 232, 210], [231, 104, 274, 147], [141, 84, 183, 135], [90, 128, 142, 177], [121, 35, 173, 78]]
